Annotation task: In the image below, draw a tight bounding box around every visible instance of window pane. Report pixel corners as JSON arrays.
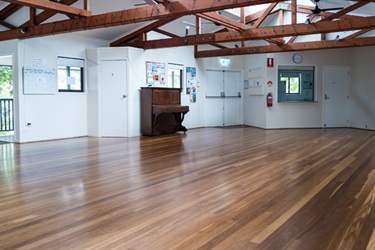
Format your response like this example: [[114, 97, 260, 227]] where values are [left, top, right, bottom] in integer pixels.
[[69, 67, 82, 90], [169, 69, 181, 88], [57, 66, 68, 90], [289, 77, 300, 94], [57, 57, 84, 92]]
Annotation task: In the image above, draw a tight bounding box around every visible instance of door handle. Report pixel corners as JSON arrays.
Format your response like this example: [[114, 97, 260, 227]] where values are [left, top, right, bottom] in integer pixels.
[[325, 94, 329, 100]]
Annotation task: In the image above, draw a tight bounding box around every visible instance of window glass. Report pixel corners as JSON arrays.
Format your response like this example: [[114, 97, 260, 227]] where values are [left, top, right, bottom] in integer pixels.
[[278, 66, 315, 102], [167, 63, 183, 90], [57, 57, 84, 92]]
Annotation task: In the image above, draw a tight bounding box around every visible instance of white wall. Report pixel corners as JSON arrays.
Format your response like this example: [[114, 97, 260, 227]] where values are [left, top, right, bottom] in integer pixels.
[[13, 35, 107, 142], [242, 49, 352, 129], [349, 47, 375, 130], [243, 53, 267, 128]]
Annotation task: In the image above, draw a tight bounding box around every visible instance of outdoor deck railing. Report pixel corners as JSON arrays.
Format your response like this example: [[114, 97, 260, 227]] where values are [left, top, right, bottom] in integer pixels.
[[0, 98, 14, 132]]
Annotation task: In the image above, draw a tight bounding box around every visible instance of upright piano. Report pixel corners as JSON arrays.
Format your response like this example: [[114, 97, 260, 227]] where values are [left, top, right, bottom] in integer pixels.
[[141, 87, 189, 136]]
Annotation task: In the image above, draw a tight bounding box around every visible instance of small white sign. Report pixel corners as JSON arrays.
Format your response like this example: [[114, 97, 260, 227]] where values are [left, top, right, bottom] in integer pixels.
[[33, 59, 44, 67]]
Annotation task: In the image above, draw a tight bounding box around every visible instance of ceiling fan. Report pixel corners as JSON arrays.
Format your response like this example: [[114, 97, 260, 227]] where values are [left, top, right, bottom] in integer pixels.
[[301, 0, 344, 16]]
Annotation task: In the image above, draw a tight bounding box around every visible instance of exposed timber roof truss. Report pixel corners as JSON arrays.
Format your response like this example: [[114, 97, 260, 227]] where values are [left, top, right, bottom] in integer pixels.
[[0, 0, 374, 58]]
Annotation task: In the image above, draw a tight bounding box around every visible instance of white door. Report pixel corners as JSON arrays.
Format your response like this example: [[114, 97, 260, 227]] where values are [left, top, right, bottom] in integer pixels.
[[323, 66, 350, 128], [205, 70, 241, 127], [100, 60, 128, 137], [205, 70, 224, 126], [224, 71, 241, 126]]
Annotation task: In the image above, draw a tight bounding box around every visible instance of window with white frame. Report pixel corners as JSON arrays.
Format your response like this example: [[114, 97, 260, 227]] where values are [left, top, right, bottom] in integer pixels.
[[57, 56, 84, 92], [167, 63, 183, 90]]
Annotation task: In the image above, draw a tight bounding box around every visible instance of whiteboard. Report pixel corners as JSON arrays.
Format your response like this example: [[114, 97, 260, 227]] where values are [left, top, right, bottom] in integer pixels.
[[23, 67, 57, 95]]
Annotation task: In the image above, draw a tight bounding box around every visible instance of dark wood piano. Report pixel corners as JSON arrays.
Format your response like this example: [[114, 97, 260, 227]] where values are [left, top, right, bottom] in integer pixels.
[[141, 87, 189, 136]]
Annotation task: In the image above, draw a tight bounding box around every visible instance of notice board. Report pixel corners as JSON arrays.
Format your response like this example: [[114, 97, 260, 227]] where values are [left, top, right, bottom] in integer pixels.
[[248, 67, 264, 96], [23, 67, 57, 95]]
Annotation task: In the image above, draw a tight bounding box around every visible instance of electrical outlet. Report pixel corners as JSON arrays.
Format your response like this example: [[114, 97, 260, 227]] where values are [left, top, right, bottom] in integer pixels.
[[26, 122, 32, 127]]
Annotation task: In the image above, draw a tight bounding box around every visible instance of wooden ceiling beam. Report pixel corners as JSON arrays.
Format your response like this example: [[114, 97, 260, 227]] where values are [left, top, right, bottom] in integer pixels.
[[252, 2, 278, 28], [84, 0, 90, 11], [2, 0, 91, 17], [154, 28, 178, 37], [291, 0, 296, 24], [0, 20, 17, 29], [320, 1, 370, 22], [29, 7, 36, 26], [0, 0, 283, 41], [110, 17, 180, 46], [20, 0, 79, 28], [154, 28, 230, 50], [197, 12, 248, 31], [125, 17, 375, 49], [0, 3, 22, 20], [345, 28, 373, 39], [195, 36, 375, 58]]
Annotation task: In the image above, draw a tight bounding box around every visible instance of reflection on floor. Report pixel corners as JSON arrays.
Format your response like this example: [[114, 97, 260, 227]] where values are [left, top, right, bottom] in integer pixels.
[[0, 135, 14, 144]]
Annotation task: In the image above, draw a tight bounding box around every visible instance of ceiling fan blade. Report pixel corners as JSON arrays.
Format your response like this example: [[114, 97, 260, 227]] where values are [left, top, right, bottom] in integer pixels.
[[300, 7, 313, 10], [320, 7, 344, 11]]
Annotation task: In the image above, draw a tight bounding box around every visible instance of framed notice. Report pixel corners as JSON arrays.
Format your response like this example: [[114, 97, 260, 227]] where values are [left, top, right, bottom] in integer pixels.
[[146, 61, 165, 86]]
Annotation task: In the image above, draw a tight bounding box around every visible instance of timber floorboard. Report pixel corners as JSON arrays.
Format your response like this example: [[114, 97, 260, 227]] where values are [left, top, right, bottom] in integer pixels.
[[0, 127, 374, 250]]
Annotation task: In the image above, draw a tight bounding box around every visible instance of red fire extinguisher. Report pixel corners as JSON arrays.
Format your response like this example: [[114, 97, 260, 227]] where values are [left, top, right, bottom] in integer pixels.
[[267, 92, 273, 107]]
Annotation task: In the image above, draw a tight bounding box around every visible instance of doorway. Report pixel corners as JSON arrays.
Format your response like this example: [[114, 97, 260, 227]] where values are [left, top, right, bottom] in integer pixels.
[[323, 65, 350, 128], [205, 69, 242, 126], [0, 55, 14, 143], [100, 60, 128, 137]]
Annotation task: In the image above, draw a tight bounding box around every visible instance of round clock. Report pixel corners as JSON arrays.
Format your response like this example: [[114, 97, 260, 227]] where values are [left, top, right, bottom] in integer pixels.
[[292, 53, 302, 64]]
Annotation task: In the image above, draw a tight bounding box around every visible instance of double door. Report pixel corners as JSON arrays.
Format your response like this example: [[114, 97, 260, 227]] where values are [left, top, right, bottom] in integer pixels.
[[205, 70, 242, 126]]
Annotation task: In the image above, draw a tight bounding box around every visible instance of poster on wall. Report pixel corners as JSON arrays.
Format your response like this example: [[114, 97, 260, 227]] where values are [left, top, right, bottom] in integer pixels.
[[186, 67, 197, 103], [146, 61, 165, 86]]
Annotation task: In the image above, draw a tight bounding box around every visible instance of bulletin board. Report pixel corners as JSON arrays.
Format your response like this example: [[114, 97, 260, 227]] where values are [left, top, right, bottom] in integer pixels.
[[248, 67, 264, 96], [23, 67, 56, 95], [146, 61, 165, 85]]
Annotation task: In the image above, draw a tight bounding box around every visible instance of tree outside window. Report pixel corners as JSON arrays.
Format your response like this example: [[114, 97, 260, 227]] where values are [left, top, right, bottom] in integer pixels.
[[281, 76, 300, 94], [0, 66, 13, 98]]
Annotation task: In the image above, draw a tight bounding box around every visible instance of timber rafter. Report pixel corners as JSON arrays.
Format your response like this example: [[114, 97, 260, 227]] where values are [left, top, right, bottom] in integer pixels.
[[0, 0, 284, 41], [121, 17, 375, 49], [2, 0, 91, 17], [195, 36, 375, 58], [0, 0, 373, 57]]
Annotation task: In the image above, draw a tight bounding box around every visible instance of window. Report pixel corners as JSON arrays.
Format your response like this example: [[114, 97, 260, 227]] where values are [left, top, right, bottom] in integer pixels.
[[280, 76, 300, 94], [57, 56, 84, 92], [168, 63, 183, 90], [278, 66, 315, 102]]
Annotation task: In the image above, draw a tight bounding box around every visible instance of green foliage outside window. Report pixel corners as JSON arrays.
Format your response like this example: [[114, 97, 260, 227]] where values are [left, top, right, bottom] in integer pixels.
[[0, 66, 13, 98]]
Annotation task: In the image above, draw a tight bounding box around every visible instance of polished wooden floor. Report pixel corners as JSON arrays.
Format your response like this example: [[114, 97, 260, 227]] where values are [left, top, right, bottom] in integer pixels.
[[0, 127, 374, 250]]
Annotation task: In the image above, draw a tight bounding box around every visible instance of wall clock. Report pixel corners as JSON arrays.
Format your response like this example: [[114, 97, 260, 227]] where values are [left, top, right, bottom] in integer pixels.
[[292, 53, 303, 64]]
